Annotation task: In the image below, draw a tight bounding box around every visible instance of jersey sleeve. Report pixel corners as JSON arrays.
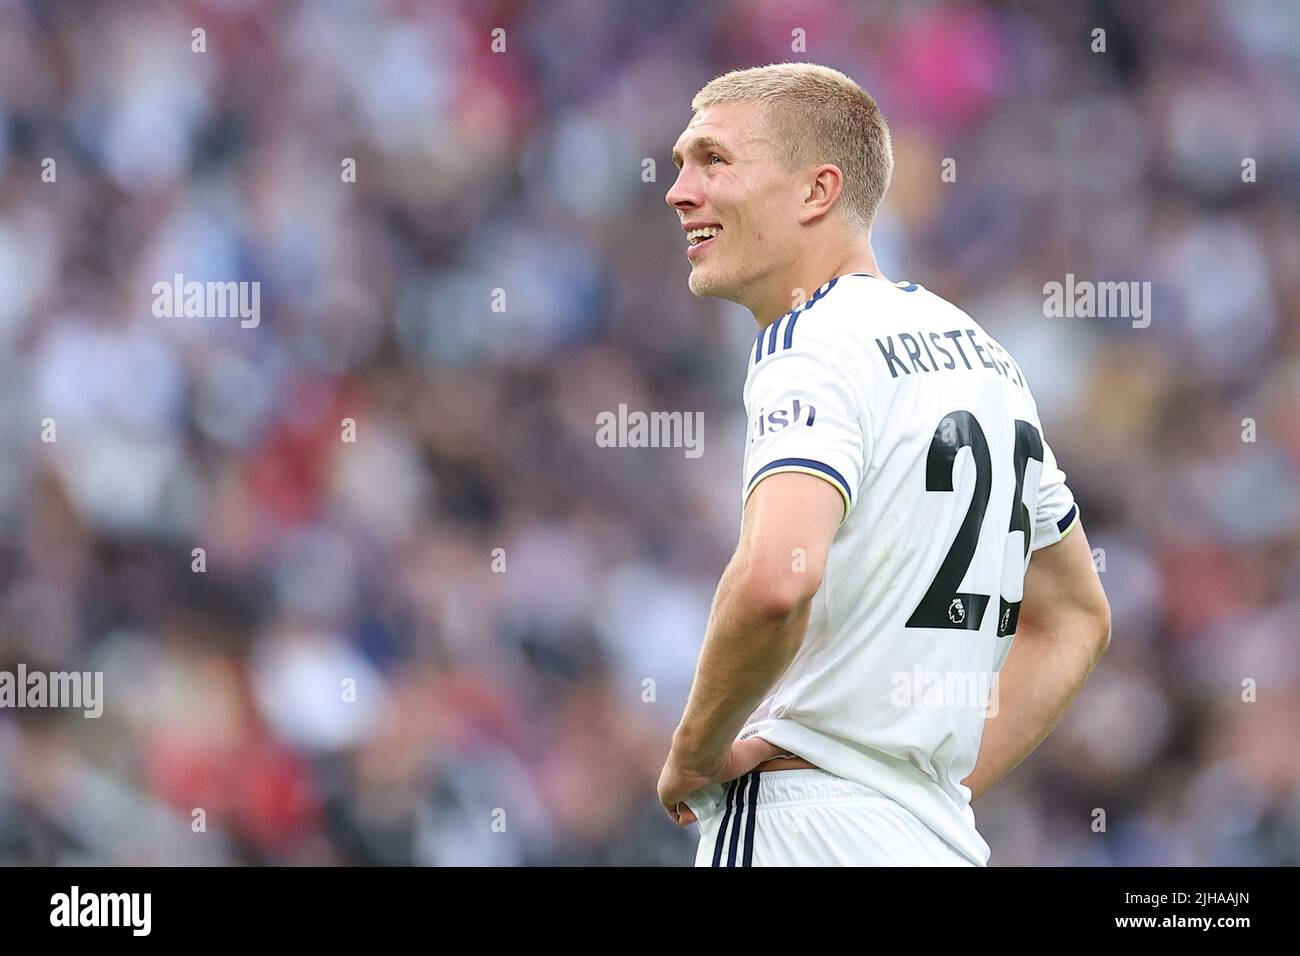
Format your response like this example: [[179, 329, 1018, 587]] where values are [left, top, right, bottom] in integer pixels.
[[743, 320, 870, 525], [1030, 433, 1079, 551]]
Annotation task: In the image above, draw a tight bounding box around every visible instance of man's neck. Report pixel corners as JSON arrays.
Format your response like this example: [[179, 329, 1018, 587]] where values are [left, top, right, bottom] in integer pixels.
[[750, 239, 884, 328]]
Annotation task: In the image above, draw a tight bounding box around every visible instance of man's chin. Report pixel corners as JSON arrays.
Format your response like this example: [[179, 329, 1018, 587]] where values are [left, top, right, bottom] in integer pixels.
[[687, 267, 735, 300]]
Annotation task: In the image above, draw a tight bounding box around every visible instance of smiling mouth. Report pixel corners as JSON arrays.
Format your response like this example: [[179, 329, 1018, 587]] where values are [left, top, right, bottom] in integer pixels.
[[685, 226, 722, 258], [686, 226, 722, 245]]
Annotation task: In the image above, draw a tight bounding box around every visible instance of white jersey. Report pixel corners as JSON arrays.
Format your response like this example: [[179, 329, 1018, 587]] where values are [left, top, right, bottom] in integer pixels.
[[735, 272, 1079, 865]]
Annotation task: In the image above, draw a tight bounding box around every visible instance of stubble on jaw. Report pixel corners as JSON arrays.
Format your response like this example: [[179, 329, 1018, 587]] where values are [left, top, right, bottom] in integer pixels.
[[686, 268, 711, 297], [687, 261, 742, 300]]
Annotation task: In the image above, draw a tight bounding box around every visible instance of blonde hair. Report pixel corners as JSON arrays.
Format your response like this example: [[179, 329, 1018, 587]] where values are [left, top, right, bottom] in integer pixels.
[[691, 62, 893, 231]]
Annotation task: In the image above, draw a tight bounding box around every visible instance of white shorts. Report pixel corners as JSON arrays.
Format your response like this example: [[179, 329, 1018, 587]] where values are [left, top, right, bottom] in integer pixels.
[[684, 769, 980, 867]]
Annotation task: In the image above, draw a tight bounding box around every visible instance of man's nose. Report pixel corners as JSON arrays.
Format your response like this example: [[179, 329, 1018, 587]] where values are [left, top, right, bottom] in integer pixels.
[[665, 167, 699, 211]]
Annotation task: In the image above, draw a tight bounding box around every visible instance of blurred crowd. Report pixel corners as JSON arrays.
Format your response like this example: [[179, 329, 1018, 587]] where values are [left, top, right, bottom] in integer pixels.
[[1, 0, 1298, 865]]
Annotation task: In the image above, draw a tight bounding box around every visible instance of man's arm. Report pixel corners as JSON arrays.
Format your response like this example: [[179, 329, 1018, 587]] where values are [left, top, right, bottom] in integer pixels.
[[668, 471, 843, 773], [962, 522, 1111, 802]]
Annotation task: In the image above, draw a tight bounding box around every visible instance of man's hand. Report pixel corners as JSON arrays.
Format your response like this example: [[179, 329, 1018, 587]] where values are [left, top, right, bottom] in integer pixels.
[[657, 736, 784, 826]]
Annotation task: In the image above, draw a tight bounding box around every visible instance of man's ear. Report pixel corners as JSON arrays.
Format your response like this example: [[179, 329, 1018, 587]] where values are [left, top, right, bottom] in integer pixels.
[[799, 164, 845, 225]]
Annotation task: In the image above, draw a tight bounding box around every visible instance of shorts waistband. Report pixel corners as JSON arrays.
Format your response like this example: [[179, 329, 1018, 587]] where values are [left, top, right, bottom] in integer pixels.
[[735, 768, 884, 810]]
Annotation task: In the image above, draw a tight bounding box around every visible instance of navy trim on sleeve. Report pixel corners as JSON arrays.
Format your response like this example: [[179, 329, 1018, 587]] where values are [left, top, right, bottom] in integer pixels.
[[1056, 503, 1079, 533], [746, 457, 852, 503]]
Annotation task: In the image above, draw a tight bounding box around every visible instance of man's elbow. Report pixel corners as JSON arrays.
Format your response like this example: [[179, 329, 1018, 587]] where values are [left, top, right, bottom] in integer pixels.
[[1020, 596, 1111, 663], [1083, 594, 1112, 665], [1092, 606, 1112, 658], [734, 565, 823, 624]]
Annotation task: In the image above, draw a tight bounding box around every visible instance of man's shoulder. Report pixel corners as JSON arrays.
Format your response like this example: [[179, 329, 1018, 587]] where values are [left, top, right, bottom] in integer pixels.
[[819, 278, 1040, 401], [743, 275, 1032, 398], [804, 274, 968, 343], [748, 274, 896, 361]]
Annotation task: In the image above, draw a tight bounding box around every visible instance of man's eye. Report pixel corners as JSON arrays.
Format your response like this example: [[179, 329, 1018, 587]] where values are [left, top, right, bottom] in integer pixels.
[[708, 153, 724, 165]]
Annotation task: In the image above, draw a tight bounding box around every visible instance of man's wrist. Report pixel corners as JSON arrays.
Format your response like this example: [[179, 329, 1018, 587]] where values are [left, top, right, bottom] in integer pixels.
[[669, 729, 727, 774]]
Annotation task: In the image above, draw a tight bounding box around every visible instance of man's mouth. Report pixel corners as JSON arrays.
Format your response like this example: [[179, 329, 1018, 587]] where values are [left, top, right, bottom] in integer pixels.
[[686, 225, 722, 258]]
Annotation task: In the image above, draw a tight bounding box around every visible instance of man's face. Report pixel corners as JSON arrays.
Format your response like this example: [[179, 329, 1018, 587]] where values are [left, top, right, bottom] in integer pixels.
[[666, 102, 801, 303]]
